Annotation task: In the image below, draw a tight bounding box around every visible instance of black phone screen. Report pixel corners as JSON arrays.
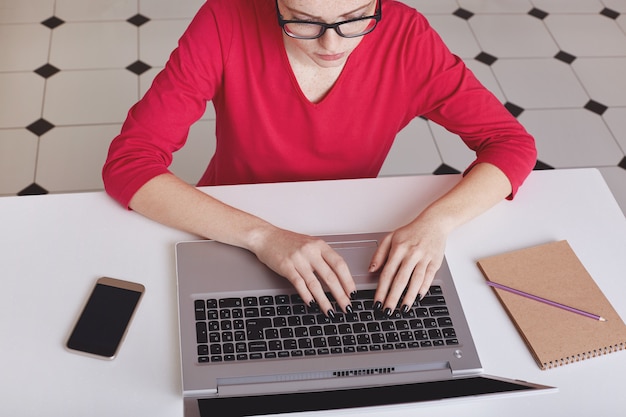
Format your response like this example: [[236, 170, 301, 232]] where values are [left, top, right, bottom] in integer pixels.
[[67, 280, 143, 358]]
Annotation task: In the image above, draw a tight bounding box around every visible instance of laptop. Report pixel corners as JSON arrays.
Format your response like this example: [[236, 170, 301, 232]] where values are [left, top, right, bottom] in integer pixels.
[[175, 232, 554, 416]]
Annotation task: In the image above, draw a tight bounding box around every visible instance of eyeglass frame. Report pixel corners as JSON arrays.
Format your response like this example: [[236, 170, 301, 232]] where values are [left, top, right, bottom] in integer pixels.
[[275, 0, 382, 40]]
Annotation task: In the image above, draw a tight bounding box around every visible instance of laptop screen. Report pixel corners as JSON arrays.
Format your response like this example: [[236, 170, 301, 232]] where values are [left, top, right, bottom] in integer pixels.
[[198, 375, 551, 416]]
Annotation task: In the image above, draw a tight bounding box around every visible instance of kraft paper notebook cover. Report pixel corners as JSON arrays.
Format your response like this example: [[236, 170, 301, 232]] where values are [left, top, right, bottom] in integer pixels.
[[477, 240, 626, 370]]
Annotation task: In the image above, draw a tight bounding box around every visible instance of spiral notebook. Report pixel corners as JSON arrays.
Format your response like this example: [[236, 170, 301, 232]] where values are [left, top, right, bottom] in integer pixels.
[[477, 240, 626, 370]]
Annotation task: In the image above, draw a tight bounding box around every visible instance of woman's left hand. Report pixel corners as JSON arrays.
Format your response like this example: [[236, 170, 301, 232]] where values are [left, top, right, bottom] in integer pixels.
[[369, 217, 449, 315]]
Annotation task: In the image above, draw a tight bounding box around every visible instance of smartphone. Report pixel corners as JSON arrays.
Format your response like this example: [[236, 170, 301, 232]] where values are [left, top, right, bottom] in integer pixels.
[[66, 277, 145, 359]]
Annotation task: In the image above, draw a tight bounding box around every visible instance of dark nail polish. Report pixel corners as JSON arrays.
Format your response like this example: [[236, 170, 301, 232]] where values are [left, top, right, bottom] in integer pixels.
[[401, 304, 410, 314], [373, 301, 383, 311], [327, 309, 336, 320], [345, 304, 354, 314], [383, 308, 392, 318], [350, 290, 358, 300]]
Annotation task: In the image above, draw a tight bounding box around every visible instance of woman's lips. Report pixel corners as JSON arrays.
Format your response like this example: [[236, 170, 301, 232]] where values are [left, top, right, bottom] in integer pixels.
[[317, 52, 345, 61]]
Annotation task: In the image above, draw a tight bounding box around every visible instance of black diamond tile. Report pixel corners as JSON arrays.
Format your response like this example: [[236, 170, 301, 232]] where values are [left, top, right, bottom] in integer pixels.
[[600, 8, 620, 20], [534, 160, 554, 170], [475, 52, 498, 66], [619, 157, 626, 170], [127, 14, 150, 27], [554, 51, 576, 64], [26, 119, 55, 136], [528, 8, 549, 20], [584, 100, 608, 116], [18, 183, 49, 196], [34, 63, 60, 79], [126, 60, 152, 75], [453, 8, 474, 20], [41, 16, 65, 29], [504, 102, 525, 118], [433, 164, 461, 175]]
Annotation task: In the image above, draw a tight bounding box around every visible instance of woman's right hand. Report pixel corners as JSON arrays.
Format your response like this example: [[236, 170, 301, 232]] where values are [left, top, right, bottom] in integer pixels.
[[250, 227, 356, 317]]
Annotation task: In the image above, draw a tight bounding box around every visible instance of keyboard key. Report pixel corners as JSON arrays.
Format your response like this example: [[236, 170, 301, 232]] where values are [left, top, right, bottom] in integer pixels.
[[219, 298, 242, 308], [275, 295, 290, 304], [243, 297, 258, 306], [437, 317, 453, 327], [194, 300, 206, 320], [430, 307, 449, 316], [196, 322, 208, 344], [442, 328, 456, 338], [248, 341, 268, 352], [259, 296, 274, 305], [420, 296, 446, 306], [261, 307, 276, 317]]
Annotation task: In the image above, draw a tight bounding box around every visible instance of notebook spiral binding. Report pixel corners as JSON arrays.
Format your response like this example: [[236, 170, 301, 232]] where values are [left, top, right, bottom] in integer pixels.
[[544, 342, 626, 369]]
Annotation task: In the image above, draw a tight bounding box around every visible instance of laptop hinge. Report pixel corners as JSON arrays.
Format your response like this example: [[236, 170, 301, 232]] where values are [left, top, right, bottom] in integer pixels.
[[217, 367, 453, 398]]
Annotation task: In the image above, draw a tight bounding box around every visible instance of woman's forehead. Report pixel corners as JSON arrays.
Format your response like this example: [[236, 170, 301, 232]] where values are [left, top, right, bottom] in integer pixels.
[[279, 0, 375, 19]]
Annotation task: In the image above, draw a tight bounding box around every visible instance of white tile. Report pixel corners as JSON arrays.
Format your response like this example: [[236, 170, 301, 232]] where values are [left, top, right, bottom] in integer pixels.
[[50, 22, 137, 70], [598, 167, 626, 216], [458, 0, 534, 13], [170, 120, 216, 185], [139, 19, 189, 68], [0, 24, 50, 71], [0, 72, 45, 129], [529, 0, 604, 13], [464, 59, 506, 103], [427, 15, 481, 59], [545, 14, 626, 57], [603, 108, 626, 153], [429, 121, 476, 171], [492, 58, 588, 108], [139, 0, 204, 19], [520, 108, 622, 168], [35, 125, 119, 192], [619, 15, 626, 33], [0, 129, 37, 195], [0, 0, 54, 24], [572, 57, 626, 107], [602, 0, 626, 13], [55, 0, 138, 22], [399, 0, 460, 14], [44, 69, 138, 125], [379, 118, 441, 176], [470, 14, 559, 57]]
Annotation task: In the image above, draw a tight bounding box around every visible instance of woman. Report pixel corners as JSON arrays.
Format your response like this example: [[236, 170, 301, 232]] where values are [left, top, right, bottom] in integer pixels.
[[103, 0, 536, 319]]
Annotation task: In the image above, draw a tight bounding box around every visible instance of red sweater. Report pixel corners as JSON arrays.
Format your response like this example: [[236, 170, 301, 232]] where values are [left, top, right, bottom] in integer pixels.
[[103, 0, 536, 208]]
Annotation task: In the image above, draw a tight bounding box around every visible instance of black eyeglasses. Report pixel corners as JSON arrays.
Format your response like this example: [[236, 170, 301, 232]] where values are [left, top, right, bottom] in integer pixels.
[[276, 0, 382, 40]]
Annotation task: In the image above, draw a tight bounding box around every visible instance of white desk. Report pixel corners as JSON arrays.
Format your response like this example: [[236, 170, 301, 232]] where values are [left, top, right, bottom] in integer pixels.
[[1, 168, 625, 416]]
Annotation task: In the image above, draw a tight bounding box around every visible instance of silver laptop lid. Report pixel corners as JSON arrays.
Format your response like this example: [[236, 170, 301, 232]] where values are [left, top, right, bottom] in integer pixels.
[[175, 232, 482, 399]]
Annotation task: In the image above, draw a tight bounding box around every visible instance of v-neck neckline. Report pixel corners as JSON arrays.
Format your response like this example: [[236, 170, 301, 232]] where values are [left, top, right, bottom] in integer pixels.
[[276, 32, 365, 107]]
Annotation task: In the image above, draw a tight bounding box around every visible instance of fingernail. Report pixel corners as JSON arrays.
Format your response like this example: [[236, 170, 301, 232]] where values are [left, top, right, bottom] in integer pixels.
[[345, 304, 354, 314], [309, 299, 317, 308], [350, 290, 358, 300], [401, 304, 410, 314], [327, 309, 336, 320], [369, 263, 376, 271], [373, 301, 383, 311], [383, 308, 392, 318]]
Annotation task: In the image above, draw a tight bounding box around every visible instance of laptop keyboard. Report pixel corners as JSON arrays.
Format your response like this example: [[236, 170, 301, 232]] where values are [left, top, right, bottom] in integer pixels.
[[194, 286, 459, 363]]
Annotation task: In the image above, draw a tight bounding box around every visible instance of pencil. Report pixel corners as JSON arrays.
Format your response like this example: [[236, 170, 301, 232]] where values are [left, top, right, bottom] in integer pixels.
[[486, 281, 607, 322]]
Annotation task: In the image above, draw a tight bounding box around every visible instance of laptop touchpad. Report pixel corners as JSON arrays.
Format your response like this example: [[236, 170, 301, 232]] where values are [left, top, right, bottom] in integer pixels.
[[328, 240, 378, 277]]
